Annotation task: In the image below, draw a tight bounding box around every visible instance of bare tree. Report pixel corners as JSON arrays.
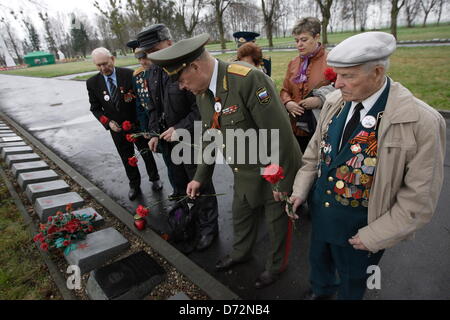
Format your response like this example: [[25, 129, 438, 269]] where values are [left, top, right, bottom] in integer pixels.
[[356, 0, 370, 31], [225, 1, 262, 34], [38, 12, 58, 57], [175, 0, 204, 37], [434, 0, 445, 25], [0, 16, 24, 64], [261, 0, 279, 47], [208, 0, 232, 50], [390, 0, 405, 39], [315, 0, 333, 45], [420, 0, 438, 27], [94, 0, 129, 53], [404, 0, 421, 27]]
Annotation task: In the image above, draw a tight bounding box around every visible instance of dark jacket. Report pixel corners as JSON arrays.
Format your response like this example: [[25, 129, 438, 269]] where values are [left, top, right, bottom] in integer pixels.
[[146, 64, 200, 134], [87, 67, 137, 130]]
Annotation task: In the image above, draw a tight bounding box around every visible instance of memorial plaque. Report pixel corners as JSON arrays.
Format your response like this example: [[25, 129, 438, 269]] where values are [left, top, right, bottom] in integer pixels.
[[87, 251, 166, 300]]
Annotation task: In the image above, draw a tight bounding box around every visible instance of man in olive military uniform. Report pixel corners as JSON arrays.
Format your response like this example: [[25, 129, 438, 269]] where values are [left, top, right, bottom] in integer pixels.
[[87, 47, 162, 200], [147, 34, 302, 288], [137, 25, 219, 251], [289, 32, 446, 299]]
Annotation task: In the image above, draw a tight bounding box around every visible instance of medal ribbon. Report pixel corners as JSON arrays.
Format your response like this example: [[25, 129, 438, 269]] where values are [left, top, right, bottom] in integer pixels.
[[210, 97, 222, 129], [350, 131, 377, 156]]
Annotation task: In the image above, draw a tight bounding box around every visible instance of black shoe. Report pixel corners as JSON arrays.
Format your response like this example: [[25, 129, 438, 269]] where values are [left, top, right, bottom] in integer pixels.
[[303, 290, 334, 300], [128, 186, 141, 200], [215, 255, 248, 271], [254, 270, 280, 289], [151, 180, 163, 192], [196, 233, 217, 251]]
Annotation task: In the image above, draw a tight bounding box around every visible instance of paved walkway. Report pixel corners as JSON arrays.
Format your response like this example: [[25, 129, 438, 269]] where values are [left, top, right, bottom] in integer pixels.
[[0, 73, 449, 299]]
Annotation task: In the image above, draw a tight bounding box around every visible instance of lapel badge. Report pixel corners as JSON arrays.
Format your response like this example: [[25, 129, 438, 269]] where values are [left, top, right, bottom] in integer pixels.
[[104, 95, 110, 101], [362, 115, 377, 129], [214, 102, 222, 112]]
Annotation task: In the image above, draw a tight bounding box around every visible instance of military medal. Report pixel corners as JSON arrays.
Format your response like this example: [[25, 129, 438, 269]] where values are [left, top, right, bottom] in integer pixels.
[[334, 185, 345, 195], [362, 115, 377, 128], [350, 143, 362, 154], [341, 198, 350, 206], [351, 200, 360, 207], [325, 155, 332, 166], [335, 180, 345, 189], [362, 165, 375, 175], [361, 200, 369, 207]]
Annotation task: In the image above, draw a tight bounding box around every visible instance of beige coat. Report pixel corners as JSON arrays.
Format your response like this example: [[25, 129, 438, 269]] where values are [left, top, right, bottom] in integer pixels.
[[292, 79, 446, 253]]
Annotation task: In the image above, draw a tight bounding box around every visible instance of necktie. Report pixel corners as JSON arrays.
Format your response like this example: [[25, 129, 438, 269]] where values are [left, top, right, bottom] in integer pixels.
[[341, 102, 364, 150], [108, 77, 119, 111]]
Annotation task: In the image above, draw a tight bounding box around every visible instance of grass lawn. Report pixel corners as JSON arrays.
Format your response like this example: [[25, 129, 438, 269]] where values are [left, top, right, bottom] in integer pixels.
[[0, 174, 61, 300], [214, 46, 450, 110], [0, 56, 137, 78], [1, 24, 448, 78], [205, 23, 450, 50]]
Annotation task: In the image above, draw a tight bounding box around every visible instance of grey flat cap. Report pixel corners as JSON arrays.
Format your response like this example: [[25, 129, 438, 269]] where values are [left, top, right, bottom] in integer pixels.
[[327, 32, 396, 67]]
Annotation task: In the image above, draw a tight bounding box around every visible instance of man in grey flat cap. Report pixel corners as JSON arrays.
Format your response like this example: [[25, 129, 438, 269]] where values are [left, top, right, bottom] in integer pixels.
[[288, 31, 446, 299]]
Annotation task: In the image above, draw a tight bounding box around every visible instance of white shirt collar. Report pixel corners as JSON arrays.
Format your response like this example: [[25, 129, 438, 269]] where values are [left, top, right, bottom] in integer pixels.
[[208, 58, 219, 97], [351, 76, 387, 112]]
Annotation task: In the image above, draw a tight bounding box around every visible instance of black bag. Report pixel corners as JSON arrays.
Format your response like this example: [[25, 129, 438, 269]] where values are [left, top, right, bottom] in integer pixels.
[[167, 200, 195, 244]]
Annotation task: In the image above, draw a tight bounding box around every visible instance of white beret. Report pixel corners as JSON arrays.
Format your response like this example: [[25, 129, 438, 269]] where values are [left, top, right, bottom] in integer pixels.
[[327, 32, 396, 67]]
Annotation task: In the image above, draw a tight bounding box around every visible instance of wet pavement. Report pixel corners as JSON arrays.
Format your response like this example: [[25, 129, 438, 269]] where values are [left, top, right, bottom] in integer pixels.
[[0, 73, 449, 300]]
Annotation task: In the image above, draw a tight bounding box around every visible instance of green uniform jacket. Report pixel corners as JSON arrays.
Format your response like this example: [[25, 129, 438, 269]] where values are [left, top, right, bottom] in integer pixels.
[[194, 60, 302, 208]]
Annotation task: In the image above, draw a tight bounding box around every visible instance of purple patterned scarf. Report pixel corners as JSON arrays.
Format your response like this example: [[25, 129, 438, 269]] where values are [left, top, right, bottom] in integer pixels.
[[292, 44, 322, 84]]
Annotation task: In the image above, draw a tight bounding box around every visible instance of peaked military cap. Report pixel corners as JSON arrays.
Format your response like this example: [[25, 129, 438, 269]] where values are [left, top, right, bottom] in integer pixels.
[[233, 31, 260, 43], [126, 39, 139, 50], [137, 24, 171, 51], [147, 33, 210, 81], [327, 31, 396, 68], [126, 39, 146, 59]]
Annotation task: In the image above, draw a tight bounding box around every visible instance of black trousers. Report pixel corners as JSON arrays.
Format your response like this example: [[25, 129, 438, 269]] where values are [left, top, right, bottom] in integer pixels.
[[110, 131, 159, 188], [295, 135, 313, 154], [160, 140, 219, 237]]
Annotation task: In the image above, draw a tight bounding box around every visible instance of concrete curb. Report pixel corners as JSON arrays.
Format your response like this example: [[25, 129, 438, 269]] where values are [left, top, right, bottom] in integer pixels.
[[0, 165, 77, 300], [0, 111, 239, 300]]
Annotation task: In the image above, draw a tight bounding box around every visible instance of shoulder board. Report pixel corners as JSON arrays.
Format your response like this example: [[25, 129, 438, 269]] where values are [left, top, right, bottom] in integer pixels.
[[133, 66, 145, 77], [227, 63, 252, 77]]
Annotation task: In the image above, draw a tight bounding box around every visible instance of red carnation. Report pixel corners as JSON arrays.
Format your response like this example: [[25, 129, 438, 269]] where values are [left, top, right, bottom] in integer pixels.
[[66, 203, 73, 212], [128, 156, 138, 167], [40, 242, 49, 251], [65, 219, 81, 233], [135, 205, 150, 218], [48, 216, 53, 222], [100, 115, 109, 125], [47, 225, 58, 235], [262, 164, 285, 185], [126, 134, 137, 143], [33, 233, 45, 243], [63, 240, 70, 247], [324, 67, 337, 83], [122, 121, 133, 131]]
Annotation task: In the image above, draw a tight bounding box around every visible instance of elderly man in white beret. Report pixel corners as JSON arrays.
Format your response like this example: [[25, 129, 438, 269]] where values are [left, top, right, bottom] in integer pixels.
[[288, 32, 446, 300]]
